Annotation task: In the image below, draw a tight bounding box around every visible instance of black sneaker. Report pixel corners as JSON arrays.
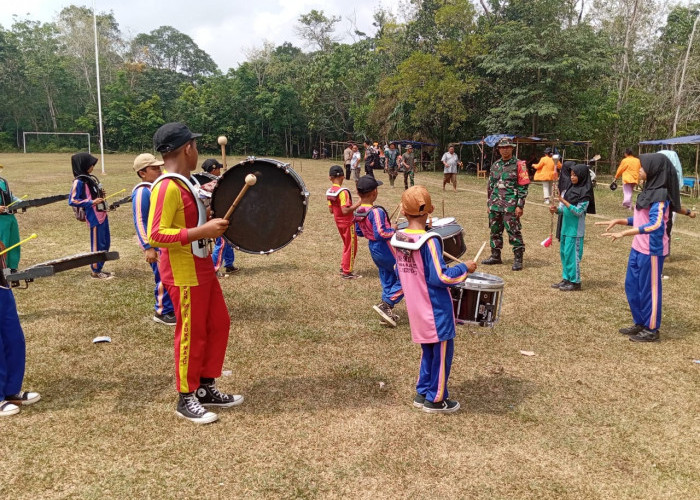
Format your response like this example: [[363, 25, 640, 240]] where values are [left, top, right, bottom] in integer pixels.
[[551, 280, 568, 289], [422, 399, 460, 414], [559, 282, 581, 291], [196, 382, 244, 408], [225, 266, 240, 274], [175, 392, 218, 424], [341, 272, 362, 280], [629, 328, 660, 343], [619, 324, 644, 335], [153, 312, 176, 325], [413, 393, 426, 408], [373, 302, 396, 327]]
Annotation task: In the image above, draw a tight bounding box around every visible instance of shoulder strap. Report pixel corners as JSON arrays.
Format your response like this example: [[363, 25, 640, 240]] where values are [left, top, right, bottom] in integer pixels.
[[131, 182, 152, 195], [390, 231, 440, 251]]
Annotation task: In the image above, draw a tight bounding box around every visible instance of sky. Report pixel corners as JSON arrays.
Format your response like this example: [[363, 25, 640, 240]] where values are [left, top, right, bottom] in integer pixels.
[[0, 0, 405, 71]]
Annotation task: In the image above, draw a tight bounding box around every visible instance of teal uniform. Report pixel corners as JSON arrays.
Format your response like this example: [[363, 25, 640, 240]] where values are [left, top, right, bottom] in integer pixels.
[[556, 200, 589, 284], [0, 177, 21, 269]]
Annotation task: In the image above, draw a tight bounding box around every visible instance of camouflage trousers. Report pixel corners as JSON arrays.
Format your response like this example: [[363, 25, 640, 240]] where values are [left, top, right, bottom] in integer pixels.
[[403, 170, 415, 189], [488, 210, 524, 250]]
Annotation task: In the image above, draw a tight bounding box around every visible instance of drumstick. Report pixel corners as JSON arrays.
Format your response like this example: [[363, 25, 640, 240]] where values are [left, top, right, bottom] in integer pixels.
[[223, 174, 257, 220], [442, 199, 445, 218], [104, 188, 126, 201], [389, 202, 402, 221], [0, 233, 37, 257], [473, 241, 487, 262], [218, 135, 228, 170], [442, 250, 464, 264], [6, 195, 28, 208]]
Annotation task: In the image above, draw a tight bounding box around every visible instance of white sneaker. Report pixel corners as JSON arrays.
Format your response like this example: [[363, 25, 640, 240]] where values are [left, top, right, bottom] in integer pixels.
[[0, 400, 20, 416], [7, 391, 41, 405]]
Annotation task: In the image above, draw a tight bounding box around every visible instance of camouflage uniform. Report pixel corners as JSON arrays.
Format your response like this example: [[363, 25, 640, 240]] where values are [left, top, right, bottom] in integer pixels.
[[487, 157, 528, 251]]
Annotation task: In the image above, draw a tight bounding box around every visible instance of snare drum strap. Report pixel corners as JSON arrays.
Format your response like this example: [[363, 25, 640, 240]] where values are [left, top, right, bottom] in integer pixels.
[[151, 173, 208, 259], [325, 186, 351, 201], [390, 231, 440, 251], [131, 181, 152, 196]]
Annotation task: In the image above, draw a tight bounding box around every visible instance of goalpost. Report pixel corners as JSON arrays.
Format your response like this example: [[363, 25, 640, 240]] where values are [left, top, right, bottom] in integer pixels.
[[23, 132, 91, 154]]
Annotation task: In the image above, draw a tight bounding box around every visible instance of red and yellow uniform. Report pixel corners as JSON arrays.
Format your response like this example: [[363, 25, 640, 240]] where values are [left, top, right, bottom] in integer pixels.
[[148, 176, 230, 393], [326, 184, 357, 274]]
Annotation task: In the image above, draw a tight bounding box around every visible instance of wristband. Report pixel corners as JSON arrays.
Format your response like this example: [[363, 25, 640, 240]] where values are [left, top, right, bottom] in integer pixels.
[[687, 209, 691, 216]]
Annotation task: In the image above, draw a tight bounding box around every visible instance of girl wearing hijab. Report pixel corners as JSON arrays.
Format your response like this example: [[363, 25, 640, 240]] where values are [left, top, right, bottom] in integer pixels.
[[68, 153, 112, 279], [596, 154, 678, 342], [550, 164, 594, 291], [0, 163, 23, 271]]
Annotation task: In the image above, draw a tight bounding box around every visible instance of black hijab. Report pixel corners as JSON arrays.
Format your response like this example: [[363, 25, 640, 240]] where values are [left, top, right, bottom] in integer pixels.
[[637, 153, 681, 212], [563, 164, 596, 214], [71, 153, 100, 198], [558, 160, 574, 194]]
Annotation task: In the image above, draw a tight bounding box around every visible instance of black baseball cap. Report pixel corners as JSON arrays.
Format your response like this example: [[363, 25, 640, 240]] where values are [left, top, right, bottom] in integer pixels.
[[329, 165, 345, 177], [153, 122, 202, 153], [202, 158, 223, 172], [356, 175, 383, 193]]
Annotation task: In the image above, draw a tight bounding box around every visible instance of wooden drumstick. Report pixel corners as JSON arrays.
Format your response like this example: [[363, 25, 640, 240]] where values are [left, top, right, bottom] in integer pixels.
[[442, 250, 464, 264], [218, 135, 228, 170], [223, 174, 257, 220], [473, 241, 487, 262], [104, 188, 126, 200], [389, 202, 402, 222], [6, 194, 28, 208], [0, 233, 37, 257]]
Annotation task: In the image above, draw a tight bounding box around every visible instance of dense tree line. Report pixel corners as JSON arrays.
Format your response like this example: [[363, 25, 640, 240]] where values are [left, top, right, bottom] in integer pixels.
[[1, 0, 699, 169]]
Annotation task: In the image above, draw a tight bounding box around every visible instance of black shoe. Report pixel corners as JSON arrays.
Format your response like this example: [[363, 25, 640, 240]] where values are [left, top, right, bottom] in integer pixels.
[[153, 312, 176, 325], [551, 280, 568, 289], [481, 250, 502, 265], [629, 328, 660, 343], [225, 266, 240, 274], [559, 282, 581, 291], [196, 382, 244, 408], [413, 393, 426, 408], [176, 392, 218, 424], [619, 324, 644, 336], [373, 301, 396, 327], [512, 248, 524, 271], [422, 399, 460, 414]]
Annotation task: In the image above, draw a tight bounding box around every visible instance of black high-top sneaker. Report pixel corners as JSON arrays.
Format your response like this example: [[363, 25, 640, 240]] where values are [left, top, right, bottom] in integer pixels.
[[176, 392, 218, 424], [196, 382, 244, 408]]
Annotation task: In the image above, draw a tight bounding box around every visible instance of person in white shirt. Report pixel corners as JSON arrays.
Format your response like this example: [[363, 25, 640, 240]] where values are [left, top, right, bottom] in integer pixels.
[[350, 144, 362, 182], [441, 146, 460, 191]]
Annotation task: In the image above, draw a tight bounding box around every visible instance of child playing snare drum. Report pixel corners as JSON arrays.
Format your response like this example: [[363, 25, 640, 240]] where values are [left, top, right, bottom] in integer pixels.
[[391, 186, 476, 413]]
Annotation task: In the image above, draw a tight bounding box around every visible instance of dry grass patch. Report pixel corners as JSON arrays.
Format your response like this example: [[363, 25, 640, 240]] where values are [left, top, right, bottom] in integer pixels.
[[0, 153, 698, 498]]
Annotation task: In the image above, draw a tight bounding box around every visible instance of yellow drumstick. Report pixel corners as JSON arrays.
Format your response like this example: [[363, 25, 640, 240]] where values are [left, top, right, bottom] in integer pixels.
[[104, 188, 127, 200], [389, 202, 402, 222], [0, 233, 37, 257], [6, 195, 28, 208]]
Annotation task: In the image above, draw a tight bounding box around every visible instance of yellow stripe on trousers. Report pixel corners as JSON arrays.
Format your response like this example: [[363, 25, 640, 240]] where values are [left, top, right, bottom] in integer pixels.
[[178, 286, 192, 393]]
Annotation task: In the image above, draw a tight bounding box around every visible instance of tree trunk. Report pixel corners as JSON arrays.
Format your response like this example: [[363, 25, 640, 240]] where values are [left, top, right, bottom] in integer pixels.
[[672, 11, 700, 136]]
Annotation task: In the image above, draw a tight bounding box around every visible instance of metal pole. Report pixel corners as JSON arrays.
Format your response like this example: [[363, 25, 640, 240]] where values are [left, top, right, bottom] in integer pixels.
[[93, 1, 105, 174]]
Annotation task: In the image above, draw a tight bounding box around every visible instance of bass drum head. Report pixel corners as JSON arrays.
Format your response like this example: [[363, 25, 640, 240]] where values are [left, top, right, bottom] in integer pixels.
[[210, 159, 309, 254]]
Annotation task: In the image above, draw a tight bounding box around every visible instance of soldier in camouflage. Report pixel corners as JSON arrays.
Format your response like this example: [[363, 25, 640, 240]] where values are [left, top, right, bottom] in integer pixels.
[[482, 137, 528, 271]]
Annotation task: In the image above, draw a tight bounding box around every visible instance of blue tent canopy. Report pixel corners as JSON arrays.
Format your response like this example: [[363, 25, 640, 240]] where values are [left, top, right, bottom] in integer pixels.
[[639, 134, 700, 145], [458, 135, 556, 147], [390, 140, 438, 149]]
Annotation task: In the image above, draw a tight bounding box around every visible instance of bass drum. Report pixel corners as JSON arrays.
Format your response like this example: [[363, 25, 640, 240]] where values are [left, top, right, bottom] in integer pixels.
[[210, 158, 309, 254]]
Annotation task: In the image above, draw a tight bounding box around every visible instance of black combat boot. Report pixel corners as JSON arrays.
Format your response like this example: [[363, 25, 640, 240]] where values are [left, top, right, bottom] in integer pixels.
[[512, 248, 524, 271], [481, 248, 502, 265]]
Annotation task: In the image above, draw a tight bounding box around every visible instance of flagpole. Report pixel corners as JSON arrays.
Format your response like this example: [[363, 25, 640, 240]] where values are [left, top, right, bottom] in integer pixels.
[[93, 0, 105, 174]]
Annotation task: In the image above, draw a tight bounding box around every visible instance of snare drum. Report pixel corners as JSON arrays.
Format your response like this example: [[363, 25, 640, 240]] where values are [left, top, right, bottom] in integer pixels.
[[450, 272, 504, 327], [395, 221, 466, 262], [210, 158, 309, 254], [432, 217, 456, 227]]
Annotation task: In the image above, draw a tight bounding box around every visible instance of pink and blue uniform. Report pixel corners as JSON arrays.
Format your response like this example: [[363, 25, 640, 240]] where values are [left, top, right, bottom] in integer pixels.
[[132, 182, 174, 316], [68, 177, 110, 272], [355, 205, 403, 306], [391, 229, 468, 403], [625, 201, 669, 332]]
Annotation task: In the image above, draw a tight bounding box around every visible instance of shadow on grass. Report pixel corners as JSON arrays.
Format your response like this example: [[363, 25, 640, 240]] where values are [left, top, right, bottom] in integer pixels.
[[242, 366, 392, 414], [457, 373, 537, 414], [17, 307, 76, 323], [580, 278, 618, 288], [239, 262, 300, 277]]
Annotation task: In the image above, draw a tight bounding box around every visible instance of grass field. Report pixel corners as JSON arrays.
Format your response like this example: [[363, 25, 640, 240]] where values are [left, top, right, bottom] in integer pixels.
[[1, 152, 698, 499]]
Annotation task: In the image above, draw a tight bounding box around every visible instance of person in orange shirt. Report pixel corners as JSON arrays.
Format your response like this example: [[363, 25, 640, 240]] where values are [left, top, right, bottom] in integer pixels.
[[533, 148, 557, 203], [614, 148, 641, 209]]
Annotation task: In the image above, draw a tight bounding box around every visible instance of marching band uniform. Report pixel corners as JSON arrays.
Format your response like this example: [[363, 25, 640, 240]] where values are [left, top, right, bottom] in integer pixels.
[[68, 153, 112, 277], [327, 166, 359, 278], [132, 180, 174, 322], [391, 187, 468, 412], [0, 167, 22, 270]]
